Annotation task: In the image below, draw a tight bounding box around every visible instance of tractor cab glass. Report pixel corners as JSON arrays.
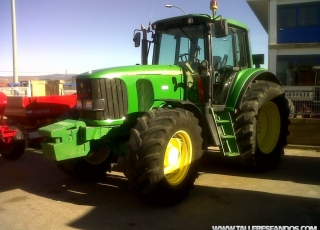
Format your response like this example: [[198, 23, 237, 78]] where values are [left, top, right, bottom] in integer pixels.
[[212, 26, 248, 70], [153, 24, 206, 103], [154, 25, 205, 71], [211, 24, 248, 105]]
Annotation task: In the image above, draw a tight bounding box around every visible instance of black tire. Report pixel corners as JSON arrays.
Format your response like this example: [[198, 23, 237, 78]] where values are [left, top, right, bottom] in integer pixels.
[[233, 80, 290, 170], [124, 108, 203, 205], [286, 98, 295, 118], [0, 126, 25, 161]]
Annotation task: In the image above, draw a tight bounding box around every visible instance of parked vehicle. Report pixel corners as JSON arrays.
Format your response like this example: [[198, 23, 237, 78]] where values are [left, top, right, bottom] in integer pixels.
[[0, 82, 76, 161], [39, 1, 290, 205]]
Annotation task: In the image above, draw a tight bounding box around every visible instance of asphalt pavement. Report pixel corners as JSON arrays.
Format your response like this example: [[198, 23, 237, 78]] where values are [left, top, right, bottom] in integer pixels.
[[0, 147, 319, 229]]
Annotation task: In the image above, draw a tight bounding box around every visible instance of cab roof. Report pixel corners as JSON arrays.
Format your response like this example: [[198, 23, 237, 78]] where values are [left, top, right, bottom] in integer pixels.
[[152, 14, 249, 32]]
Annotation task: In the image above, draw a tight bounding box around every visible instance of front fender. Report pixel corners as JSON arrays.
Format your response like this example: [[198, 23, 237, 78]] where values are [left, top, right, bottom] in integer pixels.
[[157, 100, 205, 125]]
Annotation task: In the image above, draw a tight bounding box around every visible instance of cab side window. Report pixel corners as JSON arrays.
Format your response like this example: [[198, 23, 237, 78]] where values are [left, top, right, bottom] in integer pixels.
[[235, 29, 248, 68], [212, 26, 248, 69]]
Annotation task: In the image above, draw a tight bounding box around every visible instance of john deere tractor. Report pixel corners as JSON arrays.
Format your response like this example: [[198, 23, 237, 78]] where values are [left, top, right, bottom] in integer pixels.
[[39, 1, 289, 204]]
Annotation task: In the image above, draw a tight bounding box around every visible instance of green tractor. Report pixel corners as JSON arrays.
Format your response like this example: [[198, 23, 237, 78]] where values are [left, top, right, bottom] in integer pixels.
[[39, 1, 289, 204]]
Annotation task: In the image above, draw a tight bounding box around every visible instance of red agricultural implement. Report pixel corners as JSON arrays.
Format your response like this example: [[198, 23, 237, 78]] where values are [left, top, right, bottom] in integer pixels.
[[0, 92, 23, 160], [0, 92, 76, 160]]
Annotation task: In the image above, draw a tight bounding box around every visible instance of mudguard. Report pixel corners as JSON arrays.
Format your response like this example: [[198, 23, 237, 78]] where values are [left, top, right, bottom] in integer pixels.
[[226, 69, 281, 109]]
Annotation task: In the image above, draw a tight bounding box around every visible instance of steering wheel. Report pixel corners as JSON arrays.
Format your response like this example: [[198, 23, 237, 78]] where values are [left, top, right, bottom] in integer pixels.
[[221, 54, 228, 67], [179, 53, 200, 63]]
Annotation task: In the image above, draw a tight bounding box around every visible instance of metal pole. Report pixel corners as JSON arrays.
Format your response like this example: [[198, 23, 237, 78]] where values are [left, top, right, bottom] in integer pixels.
[[11, 0, 18, 83], [165, 4, 187, 15], [141, 25, 148, 65]]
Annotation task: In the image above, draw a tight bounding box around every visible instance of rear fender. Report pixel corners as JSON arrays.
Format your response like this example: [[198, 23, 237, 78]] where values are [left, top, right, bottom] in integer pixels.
[[226, 69, 281, 110]]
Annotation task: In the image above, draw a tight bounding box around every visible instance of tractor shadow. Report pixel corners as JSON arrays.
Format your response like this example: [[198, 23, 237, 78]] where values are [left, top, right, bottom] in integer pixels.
[[0, 147, 319, 229], [201, 147, 320, 186]]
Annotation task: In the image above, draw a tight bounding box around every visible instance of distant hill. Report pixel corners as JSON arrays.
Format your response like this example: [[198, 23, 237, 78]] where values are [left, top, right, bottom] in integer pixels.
[[0, 74, 77, 85]]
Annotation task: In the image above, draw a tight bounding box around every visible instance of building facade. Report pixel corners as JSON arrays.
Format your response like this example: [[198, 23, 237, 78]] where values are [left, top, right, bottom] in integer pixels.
[[247, 0, 320, 116]]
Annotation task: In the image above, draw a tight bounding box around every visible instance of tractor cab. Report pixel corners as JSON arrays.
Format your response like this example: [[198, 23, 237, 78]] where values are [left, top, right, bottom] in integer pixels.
[[134, 5, 252, 106]]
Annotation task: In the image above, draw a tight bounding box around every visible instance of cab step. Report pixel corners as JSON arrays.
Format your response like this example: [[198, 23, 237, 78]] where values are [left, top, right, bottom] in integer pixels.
[[225, 152, 241, 157], [210, 108, 240, 157]]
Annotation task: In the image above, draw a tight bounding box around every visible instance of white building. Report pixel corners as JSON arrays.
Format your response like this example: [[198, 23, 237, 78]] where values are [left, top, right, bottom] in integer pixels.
[[247, 0, 320, 116], [247, 0, 320, 85]]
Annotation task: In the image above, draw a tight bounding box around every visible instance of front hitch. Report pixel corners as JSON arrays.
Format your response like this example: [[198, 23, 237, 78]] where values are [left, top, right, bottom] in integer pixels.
[[38, 119, 90, 161]]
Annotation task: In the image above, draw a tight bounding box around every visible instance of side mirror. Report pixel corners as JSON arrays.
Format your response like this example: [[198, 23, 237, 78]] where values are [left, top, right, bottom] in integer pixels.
[[214, 19, 228, 38], [252, 54, 264, 68], [133, 32, 141, 48]]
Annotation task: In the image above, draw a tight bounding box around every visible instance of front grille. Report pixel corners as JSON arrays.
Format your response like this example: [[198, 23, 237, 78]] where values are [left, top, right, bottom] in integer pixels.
[[77, 78, 128, 120]]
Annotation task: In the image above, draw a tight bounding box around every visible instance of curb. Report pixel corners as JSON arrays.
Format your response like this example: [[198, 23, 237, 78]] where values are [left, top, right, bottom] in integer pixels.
[[286, 144, 320, 151]]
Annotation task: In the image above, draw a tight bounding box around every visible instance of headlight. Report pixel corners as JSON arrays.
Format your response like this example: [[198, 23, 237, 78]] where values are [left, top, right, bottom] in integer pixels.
[[76, 100, 82, 109], [83, 99, 105, 111], [85, 101, 92, 109]]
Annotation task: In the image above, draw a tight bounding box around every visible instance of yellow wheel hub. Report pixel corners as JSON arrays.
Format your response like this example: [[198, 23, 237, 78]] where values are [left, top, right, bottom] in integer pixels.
[[164, 130, 192, 186], [257, 101, 281, 154]]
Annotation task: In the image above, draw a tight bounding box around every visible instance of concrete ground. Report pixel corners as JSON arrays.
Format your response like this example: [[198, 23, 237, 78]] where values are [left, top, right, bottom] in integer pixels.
[[0, 147, 319, 230]]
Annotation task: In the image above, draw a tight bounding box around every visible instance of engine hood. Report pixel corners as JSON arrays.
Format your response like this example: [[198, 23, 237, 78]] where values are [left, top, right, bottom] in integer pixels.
[[77, 65, 183, 79]]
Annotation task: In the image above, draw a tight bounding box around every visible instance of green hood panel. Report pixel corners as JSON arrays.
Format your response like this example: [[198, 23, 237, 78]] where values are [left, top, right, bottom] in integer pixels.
[[77, 65, 186, 124], [77, 65, 183, 79]]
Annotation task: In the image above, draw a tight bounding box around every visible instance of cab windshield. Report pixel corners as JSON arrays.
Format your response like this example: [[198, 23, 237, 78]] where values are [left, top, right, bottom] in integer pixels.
[[154, 25, 205, 68], [153, 23, 247, 70]]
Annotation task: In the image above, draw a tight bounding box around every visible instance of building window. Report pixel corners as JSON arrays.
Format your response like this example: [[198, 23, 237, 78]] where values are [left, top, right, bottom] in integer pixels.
[[298, 3, 319, 27], [278, 6, 296, 28], [278, 2, 319, 28], [277, 55, 320, 86], [277, 2, 320, 43]]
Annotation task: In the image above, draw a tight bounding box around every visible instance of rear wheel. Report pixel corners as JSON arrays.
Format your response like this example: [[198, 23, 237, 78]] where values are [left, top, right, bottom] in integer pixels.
[[233, 80, 289, 170], [286, 98, 295, 118], [0, 126, 25, 161], [125, 108, 203, 205]]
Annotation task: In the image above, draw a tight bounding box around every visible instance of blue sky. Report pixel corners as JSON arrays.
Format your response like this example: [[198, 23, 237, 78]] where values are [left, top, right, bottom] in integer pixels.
[[0, 0, 267, 76]]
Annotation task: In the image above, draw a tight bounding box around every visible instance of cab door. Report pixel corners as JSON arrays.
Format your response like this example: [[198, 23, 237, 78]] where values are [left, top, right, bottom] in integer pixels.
[[211, 26, 248, 105]]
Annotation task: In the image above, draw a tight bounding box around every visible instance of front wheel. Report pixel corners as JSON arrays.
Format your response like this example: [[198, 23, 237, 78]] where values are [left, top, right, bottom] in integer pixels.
[[56, 147, 112, 181], [125, 108, 203, 205], [234, 80, 290, 170]]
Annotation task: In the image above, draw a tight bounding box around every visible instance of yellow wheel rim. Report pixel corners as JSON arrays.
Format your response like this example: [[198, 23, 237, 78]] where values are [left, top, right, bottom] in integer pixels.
[[257, 101, 281, 154], [164, 130, 192, 186]]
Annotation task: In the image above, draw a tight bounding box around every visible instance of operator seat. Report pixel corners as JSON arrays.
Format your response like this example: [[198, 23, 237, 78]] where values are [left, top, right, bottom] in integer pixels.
[[212, 54, 234, 105], [213, 56, 222, 69]]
